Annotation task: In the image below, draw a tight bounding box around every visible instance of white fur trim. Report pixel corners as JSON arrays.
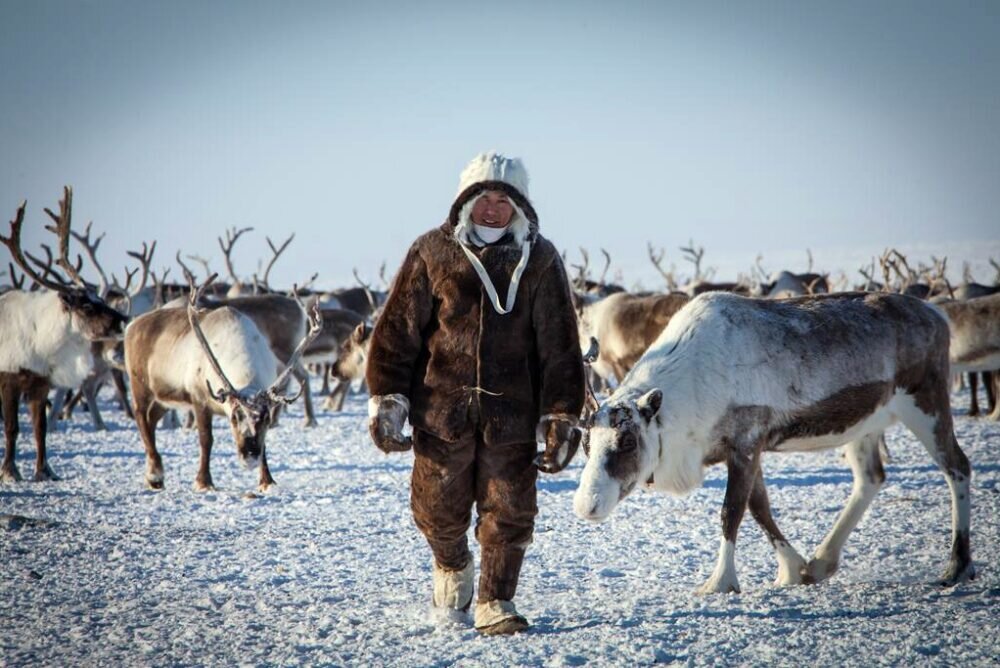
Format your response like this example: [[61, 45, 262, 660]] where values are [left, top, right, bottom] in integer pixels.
[[453, 195, 531, 248], [474, 600, 524, 629], [432, 559, 474, 610], [457, 152, 529, 199], [367, 393, 409, 418]]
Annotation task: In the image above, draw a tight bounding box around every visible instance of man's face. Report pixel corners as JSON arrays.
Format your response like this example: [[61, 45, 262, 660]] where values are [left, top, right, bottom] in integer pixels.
[[471, 190, 514, 228]]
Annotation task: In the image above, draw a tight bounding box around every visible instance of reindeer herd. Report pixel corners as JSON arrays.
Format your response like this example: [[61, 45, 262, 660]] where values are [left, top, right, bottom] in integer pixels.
[[2, 187, 998, 594]]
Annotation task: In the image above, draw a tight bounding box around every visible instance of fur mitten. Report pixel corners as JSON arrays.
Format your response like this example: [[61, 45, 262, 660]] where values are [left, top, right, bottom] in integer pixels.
[[368, 394, 413, 453], [534, 414, 582, 473]]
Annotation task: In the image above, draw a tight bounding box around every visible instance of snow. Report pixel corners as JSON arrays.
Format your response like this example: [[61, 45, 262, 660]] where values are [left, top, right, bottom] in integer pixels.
[[2, 382, 999, 666]]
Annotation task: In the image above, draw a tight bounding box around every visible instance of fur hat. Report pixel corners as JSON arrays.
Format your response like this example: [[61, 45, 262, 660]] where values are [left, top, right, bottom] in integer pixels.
[[456, 152, 530, 200], [449, 151, 539, 239]]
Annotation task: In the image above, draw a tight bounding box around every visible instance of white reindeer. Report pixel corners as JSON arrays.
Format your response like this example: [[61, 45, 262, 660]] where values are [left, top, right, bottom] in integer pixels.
[[1, 191, 128, 482], [124, 276, 321, 492], [574, 291, 974, 594]]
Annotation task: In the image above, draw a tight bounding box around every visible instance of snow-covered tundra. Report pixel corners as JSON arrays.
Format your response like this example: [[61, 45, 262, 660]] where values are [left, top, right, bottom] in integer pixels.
[[574, 291, 975, 594]]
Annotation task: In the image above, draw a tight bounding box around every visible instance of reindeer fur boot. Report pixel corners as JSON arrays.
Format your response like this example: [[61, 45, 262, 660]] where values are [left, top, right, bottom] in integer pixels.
[[431, 559, 474, 620], [474, 600, 529, 636], [475, 547, 529, 635]]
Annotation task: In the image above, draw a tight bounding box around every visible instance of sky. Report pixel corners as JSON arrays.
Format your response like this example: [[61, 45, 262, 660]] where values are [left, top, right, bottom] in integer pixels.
[[1, 0, 998, 291]]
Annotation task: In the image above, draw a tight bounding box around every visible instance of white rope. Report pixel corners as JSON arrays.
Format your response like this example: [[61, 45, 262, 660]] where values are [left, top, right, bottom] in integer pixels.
[[458, 238, 531, 315]]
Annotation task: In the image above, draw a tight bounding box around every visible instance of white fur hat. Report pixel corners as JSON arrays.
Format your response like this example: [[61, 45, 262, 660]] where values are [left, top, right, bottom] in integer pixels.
[[456, 151, 529, 199]]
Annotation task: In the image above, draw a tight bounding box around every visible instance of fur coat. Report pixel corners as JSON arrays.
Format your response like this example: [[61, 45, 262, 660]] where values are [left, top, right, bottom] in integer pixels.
[[366, 181, 585, 446]]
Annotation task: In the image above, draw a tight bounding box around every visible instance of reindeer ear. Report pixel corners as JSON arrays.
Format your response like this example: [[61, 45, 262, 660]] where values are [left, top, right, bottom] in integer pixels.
[[637, 389, 662, 423], [352, 321, 370, 344]]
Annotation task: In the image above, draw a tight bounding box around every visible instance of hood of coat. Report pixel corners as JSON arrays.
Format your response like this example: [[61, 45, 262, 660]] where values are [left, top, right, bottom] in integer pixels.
[[447, 152, 539, 246]]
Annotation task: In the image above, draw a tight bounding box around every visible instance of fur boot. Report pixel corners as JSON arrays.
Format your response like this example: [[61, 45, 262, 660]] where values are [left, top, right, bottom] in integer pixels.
[[432, 559, 474, 613], [474, 600, 529, 636]]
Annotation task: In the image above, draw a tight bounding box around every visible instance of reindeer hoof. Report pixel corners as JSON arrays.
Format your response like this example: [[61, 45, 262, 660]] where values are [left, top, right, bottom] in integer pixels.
[[33, 465, 60, 482], [193, 481, 216, 493], [801, 557, 838, 585], [303, 419, 318, 429], [696, 574, 741, 595], [258, 481, 276, 494], [939, 560, 975, 587], [696, 581, 740, 595], [1, 463, 23, 483], [146, 478, 164, 491]]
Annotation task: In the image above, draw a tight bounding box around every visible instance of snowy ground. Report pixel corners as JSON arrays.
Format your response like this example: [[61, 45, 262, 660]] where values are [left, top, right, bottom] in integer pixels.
[[2, 381, 999, 667]]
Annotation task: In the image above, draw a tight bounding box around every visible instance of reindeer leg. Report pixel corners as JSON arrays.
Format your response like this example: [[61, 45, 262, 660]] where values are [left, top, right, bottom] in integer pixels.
[[112, 369, 133, 420], [698, 447, 758, 594], [748, 467, 806, 586], [84, 376, 107, 432], [1, 376, 23, 483], [899, 394, 974, 585], [295, 365, 317, 428], [802, 432, 884, 584], [134, 392, 166, 490], [258, 446, 275, 493], [63, 388, 84, 420], [320, 363, 331, 396], [193, 407, 215, 492], [968, 372, 980, 417], [331, 378, 350, 412], [985, 372, 999, 421], [47, 388, 68, 433], [27, 378, 58, 481]]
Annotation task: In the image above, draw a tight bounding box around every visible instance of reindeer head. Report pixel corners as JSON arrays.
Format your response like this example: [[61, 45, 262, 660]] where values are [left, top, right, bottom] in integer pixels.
[[188, 275, 322, 469], [332, 321, 371, 383], [214, 390, 274, 467], [574, 388, 662, 521], [59, 287, 128, 340], [3, 191, 130, 339]]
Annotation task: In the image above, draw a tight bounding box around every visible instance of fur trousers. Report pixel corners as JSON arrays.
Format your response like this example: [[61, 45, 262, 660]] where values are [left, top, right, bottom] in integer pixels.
[[410, 426, 537, 602]]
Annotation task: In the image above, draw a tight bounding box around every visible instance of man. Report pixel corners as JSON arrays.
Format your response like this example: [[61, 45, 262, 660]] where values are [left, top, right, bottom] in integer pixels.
[[366, 151, 585, 635]]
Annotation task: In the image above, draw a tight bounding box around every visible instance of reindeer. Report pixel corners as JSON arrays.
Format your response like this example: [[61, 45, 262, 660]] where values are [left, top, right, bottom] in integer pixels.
[[576, 291, 690, 386], [1, 190, 128, 482], [174, 254, 321, 426], [328, 321, 373, 410], [574, 291, 973, 594], [938, 293, 1000, 420], [302, 307, 365, 405], [124, 276, 321, 492]]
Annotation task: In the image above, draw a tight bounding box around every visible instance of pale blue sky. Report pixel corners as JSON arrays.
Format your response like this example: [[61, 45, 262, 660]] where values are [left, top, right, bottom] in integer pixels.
[[1, 0, 998, 289]]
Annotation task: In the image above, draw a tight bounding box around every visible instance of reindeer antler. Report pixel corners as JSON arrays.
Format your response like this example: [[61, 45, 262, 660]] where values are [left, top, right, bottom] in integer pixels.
[[679, 240, 705, 282], [260, 233, 294, 290], [150, 267, 171, 309], [647, 242, 676, 291], [598, 248, 611, 286], [70, 221, 109, 297], [125, 241, 155, 297], [6, 263, 25, 290], [186, 254, 212, 281], [352, 267, 377, 313], [187, 273, 240, 403], [41, 186, 90, 289], [2, 198, 78, 292], [217, 226, 253, 284], [266, 286, 324, 405]]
